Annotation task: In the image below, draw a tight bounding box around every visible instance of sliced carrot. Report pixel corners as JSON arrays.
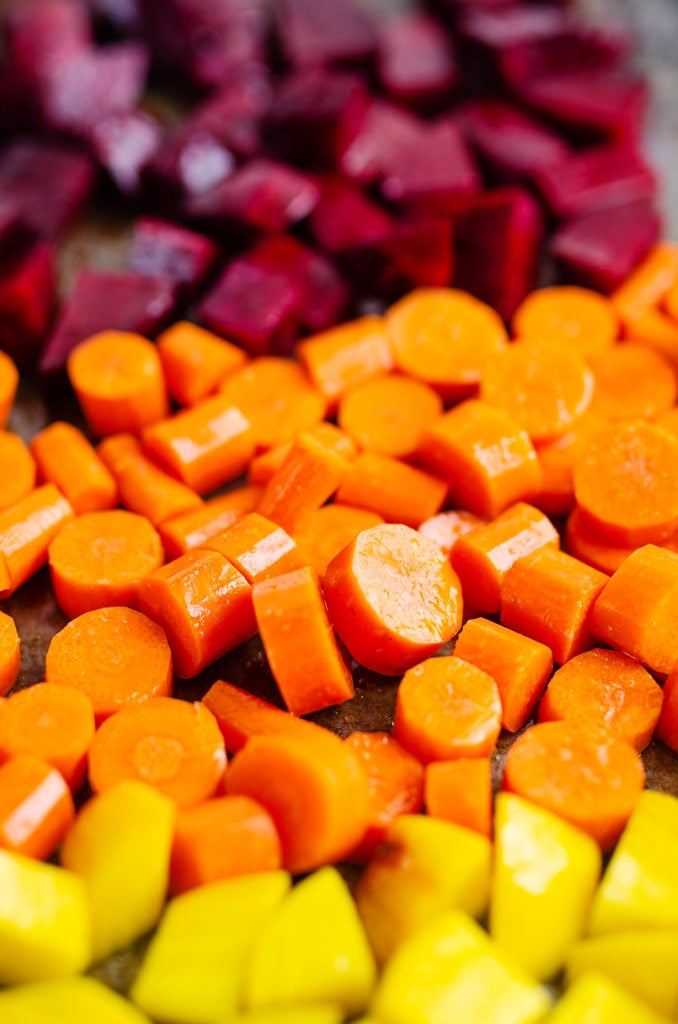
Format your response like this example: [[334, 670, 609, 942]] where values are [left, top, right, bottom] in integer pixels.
[[30, 421, 117, 515], [512, 285, 618, 359], [202, 679, 324, 754], [225, 729, 370, 873], [88, 697, 226, 806], [158, 486, 262, 559], [657, 406, 678, 436], [293, 503, 384, 576], [170, 794, 281, 894], [203, 513, 305, 584], [45, 606, 173, 723], [394, 655, 502, 763], [0, 682, 95, 790], [334, 451, 447, 529], [48, 509, 164, 619], [96, 431, 140, 475], [157, 320, 248, 407], [296, 315, 393, 407], [0, 430, 35, 511], [323, 523, 462, 676], [0, 754, 74, 860], [573, 420, 678, 546], [138, 548, 255, 679], [248, 422, 358, 486], [656, 659, 678, 752], [256, 431, 348, 535], [451, 502, 559, 614], [417, 509, 486, 557], [344, 731, 424, 861], [0, 610, 20, 697], [500, 547, 608, 665], [417, 399, 541, 519], [0, 483, 74, 598], [590, 543, 678, 675], [141, 396, 255, 496], [67, 330, 169, 436], [481, 338, 594, 443], [534, 410, 608, 518], [538, 648, 663, 752], [588, 342, 677, 421], [252, 566, 354, 716], [502, 720, 645, 850], [424, 758, 492, 838], [219, 356, 326, 450], [338, 373, 442, 458], [385, 287, 508, 402], [623, 309, 678, 363], [612, 242, 678, 324], [0, 349, 19, 428], [99, 434, 203, 526], [454, 617, 553, 733], [565, 506, 634, 575], [664, 279, 678, 321]]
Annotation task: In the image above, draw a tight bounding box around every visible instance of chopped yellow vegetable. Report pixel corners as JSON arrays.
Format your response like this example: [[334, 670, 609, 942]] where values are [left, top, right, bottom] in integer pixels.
[[219, 1008, 343, 1024], [545, 972, 668, 1024], [0, 976, 152, 1024]]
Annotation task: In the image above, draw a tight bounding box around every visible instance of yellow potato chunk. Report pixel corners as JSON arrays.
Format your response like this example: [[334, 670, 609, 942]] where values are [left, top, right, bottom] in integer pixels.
[[0, 976, 152, 1024], [547, 972, 667, 1024], [219, 1009, 342, 1024]]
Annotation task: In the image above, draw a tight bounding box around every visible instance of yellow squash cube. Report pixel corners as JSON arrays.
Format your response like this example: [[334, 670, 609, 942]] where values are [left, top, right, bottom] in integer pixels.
[[219, 1008, 342, 1024], [545, 972, 668, 1024], [0, 976, 152, 1023]]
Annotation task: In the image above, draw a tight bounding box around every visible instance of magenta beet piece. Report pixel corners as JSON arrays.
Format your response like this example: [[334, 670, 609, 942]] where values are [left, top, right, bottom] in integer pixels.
[[515, 70, 647, 141], [265, 69, 369, 169], [461, 100, 570, 184], [5, 0, 92, 76], [536, 143, 656, 218], [310, 176, 392, 255], [374, 217, 454, 298], [453, 187, 543, 321], [0, 139, 95, 238], [87, 0, 143, 36], [0, 242, 56, 367], [500, 20, 631, 85], [550, 199, 660, 293], [197, 259, 304, 356], [190, 71, 272, 159], [129, 217, 219, 300], [275, 0, 378, 68], [89, 110, 162, 194], [377, 13, 459, 112], [339, 100, 423, 185], [39, 271, 178, 380]]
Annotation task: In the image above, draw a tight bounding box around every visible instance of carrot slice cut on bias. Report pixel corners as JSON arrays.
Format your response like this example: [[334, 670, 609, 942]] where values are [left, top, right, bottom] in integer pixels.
[[588, 342, 677, 421], [335, 451, 447, 529], [157, 320, 248, 407], [338, 373, 442, 458], [424, 758, 492, 838], [203, 512, 305, 584], [202, 679, 325, 754], [565, 507, 634, 576], [0, 431, 35, 512], [0, 483, 74, 598], [293, 504, 384, 576], [0, 610, 20, 697], [612, 242, 678, 323], [296, 315, 393, 407], [503, 720, 645, 850], [418, 509, 486, 557], [30, 421, 117, 515], [0, 754, 74, 860], [158, 486, 262, 559], [99, 434, 203, 526], [512, 285, 618, 359]]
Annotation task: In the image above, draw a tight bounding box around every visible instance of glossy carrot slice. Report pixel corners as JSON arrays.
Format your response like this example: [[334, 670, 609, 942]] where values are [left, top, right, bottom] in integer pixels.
[[0, 610, 20, 697], [335, 451, 447, 529], [99, 434, 203, 526], [203, 513, 305, 584], [656, 660, 678, 752], [293, 504, 384, 576], [257, 432, 349, 535], [296, 316, 392, 406], [513, 285, 618, 359], [248, 422, 358, 486], [0, 431, 36, 512], [338, 373, 442, 458], [565, 507, 634, 575], [30, 421, 117, 515], [417, 509, 486, 557], [157, 320, 247, 407], [202, 679, 325, 754], [0, 350, 19, 428], [589, 342, 676, 421], [424, 758, 492, 837], [0, 484, 74, 598], [158, 486, 262, 559], [534, 411, 608, 518], [0, 755, 74, 860]]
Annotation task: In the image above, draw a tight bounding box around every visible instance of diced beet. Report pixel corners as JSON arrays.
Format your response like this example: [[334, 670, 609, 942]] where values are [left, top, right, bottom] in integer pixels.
[[190, 71, 272, 159], [197, 259, 304, 356], [310, 176, 393, 255], [452, 187, 543, 321], [265, 69, 369, 169], [129, 217, 219, 300], [89, 109, 162, 194], [372, 217, 454, 298], [275, 0, 378, 68], [0, 68, 42, 134], [515, 70, 648, 141], [5, 0, 92, 77], [87, 0, 143, 36], [39, 270, 178, 380], [339, 100, 424, 185], [536, 143, 656, 218], [377, 13, 459, 112], [0, 241, 56, 367], [461, 100, 570, 184], [0, 204, 24, 262], [500, 20, 632, 85], [550, 199, 661, 293], [0, 139, 95, 238]]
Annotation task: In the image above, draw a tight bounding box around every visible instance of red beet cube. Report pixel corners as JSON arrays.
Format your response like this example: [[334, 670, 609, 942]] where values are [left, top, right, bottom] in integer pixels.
[[190, 71, 273, 159], [89, 110, 162, 194], [339, 100, 424, 185], [129, 217, 219, 300], [377, 13, 459, 112], [373, 217, 454, 298], [550, 199, 661, 293], [5, 0, 92, 77], [275, 0, 378, 68], [461, 100, 570, 184], [536, 143, 656, 218], [515, 70, 647, 141], [87, 0, 143, 36], [310, 176, 392, 255], [0, 241, 56, 367], [0, 139, 95, 238]]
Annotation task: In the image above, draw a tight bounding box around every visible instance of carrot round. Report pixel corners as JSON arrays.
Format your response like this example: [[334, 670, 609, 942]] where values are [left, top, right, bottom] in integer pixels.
[[296, 315, 393, 407], [385, 287, 508, 401], [338, 373, 442, 458], [0, 483, 74, 598], [418, 509, 486, 557], [656, 659, 678, 752], [203, 512, 305, 584], [0, 682, 94, 791], [535, 410, 608, 518], [334, 451, 447, 529], [45, 606, 173, 723], [538, 648, 663, 752], [588, 342, 677, 421], [48, 510, 164, 619], [0, 349, 19, 428], [565, 507, 633, 575], [30, 421, 117, 515], [158, 486, 262, 559], [573, 420, 678, 546], [502, 720, 645, 850], [225, 729, 370, 873], [0, 610, 20, 697], [67, 330, 169, 437], [202, 679, 325, 754], [249, 422, 358, 486], [219, 356, 326, 450], [612, 243, 678, 324], [0, 430, 35, 511], [0, 754, 74, 860], [323, 523, 462, 676], [394, 655, 502, 764], [256, 431, 348, 536], [424, 758, 492, 837], [89, 697, 226, 806], [170, 795, 281, 894], [512, 285, 618, 359], [157, 320, 247, 407], [293, 504, 384, 576]]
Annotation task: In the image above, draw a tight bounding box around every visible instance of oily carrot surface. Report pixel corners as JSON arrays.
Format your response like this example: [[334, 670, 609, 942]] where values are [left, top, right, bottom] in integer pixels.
[[417, 509, 486, 557], [565, 507, 634, 576], [0, 609, 20, 697], [454, 617, 553, 733], [424, 758, 492, 838], [663, 279, 678, 321], [203, 512, 305, 584], [88, 697, 226, 806], [158, 486, 262, 559], [385, 287, 508, 401], [170, 795, 281, 894], [657, 405, 678, 436], [612, 242, 678, 323], [0, 483, 74, 598], [417, 399, 541, 520], [534, 410, 608, 518], [502, 720, 645, 850], [323, 523, 462, 676], [225, 729, 370, 874], [656, 659, 678, 752], [296, 315, 393, 406], [30, 421, 117, 515], [335, 451, 447, 529], [157, 320, 248, 407], [393, 655, 502, 764], [538, 648, 663, 752], [248, 421, 358, 487], [252, 566, 354, 716], [512, 285, 618, 359], [99, 434, 203, 526], [344, 731, 425, 861], [588, 342, 677, 421], [0, 754, 74, 860], [451, 502, 559, 614], [48, 509, 164, 619], [45, 606, 173, 723], [202, 679, 325, 754], [337, 373, 442, 459], [0, 682, 95, 791], [0, 349, 19, 428], [0, 430, 35, 511], [293, 503, 384, 576], [67, 330, 169, 437]]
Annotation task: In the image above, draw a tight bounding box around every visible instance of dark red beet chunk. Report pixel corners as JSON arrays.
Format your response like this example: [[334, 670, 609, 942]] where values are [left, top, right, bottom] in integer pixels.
[[39, 271, 178, 380], [129, 217, 219, 300], [0, 139, 95, 239], [5, 0, 92, 76], [515, 70, 647, 141], [339, 100, 423, 185], [89, 110, 162, 194], [377, 13, 459, 112], [453, 187, 543, 321], [536, 143, 656, 218], [88, 0, 144, 36], [372, 217, 454, 298], [550, 199, 661, 293], [190, 71, 273, 159], [0, 242, 56, 367], [197, 259, 304, 356], [310, 177, 392, 256], [461, 100, 570, 184], [275, 0, 378, 68]]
